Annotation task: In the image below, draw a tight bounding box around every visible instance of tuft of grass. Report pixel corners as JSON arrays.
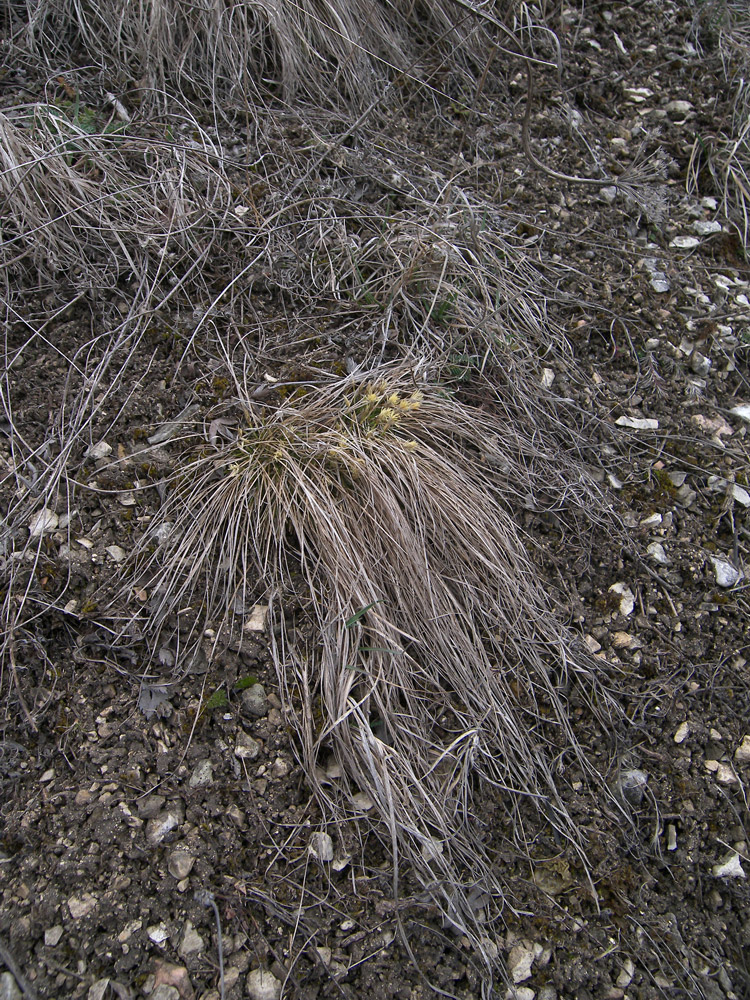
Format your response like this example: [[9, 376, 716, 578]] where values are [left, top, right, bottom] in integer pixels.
[[19, 0, 492, 110], [125, 361, 619, 956], [688, 1, 750, 254], [0, 103, 244, 297]]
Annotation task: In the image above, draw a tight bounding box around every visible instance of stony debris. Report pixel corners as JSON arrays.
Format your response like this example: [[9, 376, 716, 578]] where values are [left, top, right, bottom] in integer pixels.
[[241, 683, 268, 718], [146, 802, 185, 845], [235, 730, 261, 760], [0, 973, 22, 1000], [28, 507, 58, 536], [44, 925, 63, 946], [674, 722, 689, 744], [167, 848, 196, 880], [619, 769, 648, 806], [67, 892, 98, 919], [615, 415, 659, 431], [147, 923, 170, 946], [243, 604, 268, 632], [616, 956, 635, 988], [188, 760, 213, 788], [646, 541, 669, 565], [709, 556, 742, 589], [85, 440, 113, 459], [608, 582, 635, 616], [246, 968, 282, 1000], [309, 831, 334, 862], [712, 854, 746, 879], [178, 920, 204, 957]]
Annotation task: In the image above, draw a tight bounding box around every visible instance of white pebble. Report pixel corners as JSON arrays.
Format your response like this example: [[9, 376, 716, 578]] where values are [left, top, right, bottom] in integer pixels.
[[734, 735, 750, 763], [309, 832, 334, 862], [709, 556, 741, 588], [712, 853, 746, 879], [246, 968, 282, 1000]]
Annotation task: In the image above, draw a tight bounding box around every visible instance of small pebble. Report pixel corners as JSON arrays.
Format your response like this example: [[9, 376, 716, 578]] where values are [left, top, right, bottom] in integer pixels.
[[167, 849, 196, 880], [712, 853, 745, 879], [241, 684, 268, 719], [709, 556, 741, 588], [85, 441, 112, 459], [29, 508, 58, 537], [615, 416, 659, 431], [646, 541, 669, 565], [68, 893, 97, 919], [147, 923, 170, 945], [0, 973, 22, 1000], [189, 760, 213, 788], [674, 722, 689, 744], [734, 735, 750, 763], [309, 832, 334, 862], [507, 942, 536, 983], [669, 236, 700, 249], [235, 731, 261, 760], [616, 956, 635, 988], [690, 351, 711, 376], [640, 513, 662, 528], [44, 925, 64, 947], [693, 219, 722, 235], [178, 921, 204, 956], [246, 968, 282, 1000], [145, 804, 184, 846], [150, 987, 180, 1000], [619, 769, 648, 805], [609, 582, 635, 616]]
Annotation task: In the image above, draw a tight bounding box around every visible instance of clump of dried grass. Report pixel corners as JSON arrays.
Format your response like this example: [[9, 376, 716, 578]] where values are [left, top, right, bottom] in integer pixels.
[[130, 360, 618, 958], [0, 102, 244, 302], [18, 0, 491, 109], [688, 1, 750, 252]]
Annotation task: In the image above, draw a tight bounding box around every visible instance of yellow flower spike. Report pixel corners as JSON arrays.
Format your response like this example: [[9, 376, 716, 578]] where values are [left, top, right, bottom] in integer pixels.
[[364, 390, 380, 404], [403, 440, 418, 452], [410, 390, 424, 403], [396, 398, 411, 411], [387, 393, 401, 407], [376, 407, 398, 423]]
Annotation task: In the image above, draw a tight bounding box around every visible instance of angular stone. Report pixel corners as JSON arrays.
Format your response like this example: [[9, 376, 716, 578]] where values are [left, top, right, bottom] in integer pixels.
[[0, 972, 22, 1000], [146, 803, 185, 845], [734, 735, 750, 763], [68, 893, 97, 919], [246, 968, 282, 1000], [167, 848, 196, 880], [507, 942, 536, 983], [241, 684, 268, 719], [188, 760, 213, 788], [235, 731, 261, 760], [309, 832, 334, 862], [178, 920, 204, 956], [44, 925, 63, 947]]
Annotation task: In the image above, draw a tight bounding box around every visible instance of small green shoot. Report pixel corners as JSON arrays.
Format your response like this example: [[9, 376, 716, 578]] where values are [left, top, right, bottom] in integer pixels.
[[200, 688, 229, 715], [344, 600, 381, 628]]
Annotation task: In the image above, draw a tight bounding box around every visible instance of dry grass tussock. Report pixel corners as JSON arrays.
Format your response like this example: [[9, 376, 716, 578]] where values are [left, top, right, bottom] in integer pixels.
[[125, 360, 620, 957], [16, 0, 497, 109], [0, 102, 246, 301], [688, 0, 750, 252]]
